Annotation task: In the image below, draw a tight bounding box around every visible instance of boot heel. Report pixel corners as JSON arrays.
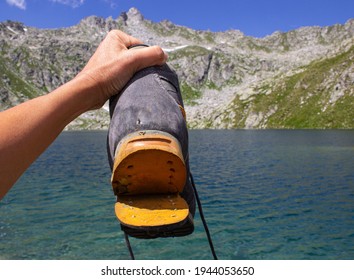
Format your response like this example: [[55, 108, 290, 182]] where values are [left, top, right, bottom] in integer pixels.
[[111, 131, 187, 196]]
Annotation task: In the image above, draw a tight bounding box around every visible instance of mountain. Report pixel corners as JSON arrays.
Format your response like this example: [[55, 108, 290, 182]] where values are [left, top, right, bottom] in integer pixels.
[[1, 7, 353, 129]]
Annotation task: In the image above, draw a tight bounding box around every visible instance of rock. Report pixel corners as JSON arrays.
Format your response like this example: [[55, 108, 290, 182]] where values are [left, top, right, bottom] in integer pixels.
[[126, 7, 144, 23], [0, 8, 353, 129]]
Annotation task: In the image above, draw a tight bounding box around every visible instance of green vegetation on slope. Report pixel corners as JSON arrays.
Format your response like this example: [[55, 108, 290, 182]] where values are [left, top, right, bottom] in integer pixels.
[[0, 55, 40, 102], [230, 45, 354, 128], [180, 83, 202, 106]]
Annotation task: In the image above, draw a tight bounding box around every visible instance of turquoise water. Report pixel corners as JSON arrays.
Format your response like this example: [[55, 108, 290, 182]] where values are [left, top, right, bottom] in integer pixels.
[[1, 130, 354, 260]]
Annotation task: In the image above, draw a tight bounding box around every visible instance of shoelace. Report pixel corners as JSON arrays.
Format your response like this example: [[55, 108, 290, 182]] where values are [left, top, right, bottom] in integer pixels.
[[190, 172, 218, 260], [124, 172, 218, 260]]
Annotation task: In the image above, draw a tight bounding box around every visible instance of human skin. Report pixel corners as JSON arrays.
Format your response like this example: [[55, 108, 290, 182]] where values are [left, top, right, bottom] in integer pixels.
[[0, 30, 167, 200]]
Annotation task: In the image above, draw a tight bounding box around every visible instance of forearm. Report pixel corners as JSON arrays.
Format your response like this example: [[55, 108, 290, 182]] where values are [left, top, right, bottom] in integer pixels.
[[0, 30, 167, 200], [0, 74, 97, 198]]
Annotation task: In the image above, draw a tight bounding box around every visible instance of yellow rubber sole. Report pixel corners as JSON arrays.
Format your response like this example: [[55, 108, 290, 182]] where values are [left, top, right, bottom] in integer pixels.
[[111, 132, 186, 196], [115, 194, 189, 227], [111, 131, 189, 229]]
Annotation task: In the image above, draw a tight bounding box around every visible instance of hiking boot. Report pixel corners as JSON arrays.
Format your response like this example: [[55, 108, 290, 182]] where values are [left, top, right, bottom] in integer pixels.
[[107, 59, 195, 239]]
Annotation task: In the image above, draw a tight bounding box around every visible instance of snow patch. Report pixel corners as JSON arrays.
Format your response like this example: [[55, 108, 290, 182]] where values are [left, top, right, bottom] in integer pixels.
[[162, 45, 188, 52], [6, 26, 18, 35]]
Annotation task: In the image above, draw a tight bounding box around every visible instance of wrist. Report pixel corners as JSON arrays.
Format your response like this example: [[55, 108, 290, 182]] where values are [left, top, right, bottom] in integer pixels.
[[67, 72, 105, 112]]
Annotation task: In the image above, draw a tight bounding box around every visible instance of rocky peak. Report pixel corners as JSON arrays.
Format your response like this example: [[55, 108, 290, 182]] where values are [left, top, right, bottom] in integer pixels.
[[1, 20, 25, 31], [0, 20, 27, 38], [117, 7, 144, 27], [125, 7, 144, 24], [118, 11, 128, 22], [79, 16, 106, 29], [0, 9, 353, 129], [345, 18, 354, 30]]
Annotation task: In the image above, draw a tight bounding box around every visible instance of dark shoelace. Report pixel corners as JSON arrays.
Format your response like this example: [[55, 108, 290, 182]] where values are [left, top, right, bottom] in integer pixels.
[[124, 172, 218, 260]]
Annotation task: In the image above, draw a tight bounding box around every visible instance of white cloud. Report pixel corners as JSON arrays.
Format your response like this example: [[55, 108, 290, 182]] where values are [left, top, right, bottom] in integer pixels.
[[6, 0, 26, 10], [103, 0, 118, 9], [50, 0, 85, 8]]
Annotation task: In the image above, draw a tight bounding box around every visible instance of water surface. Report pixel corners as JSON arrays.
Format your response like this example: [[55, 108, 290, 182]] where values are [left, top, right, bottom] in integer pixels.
[[1, 130, 353, 259]]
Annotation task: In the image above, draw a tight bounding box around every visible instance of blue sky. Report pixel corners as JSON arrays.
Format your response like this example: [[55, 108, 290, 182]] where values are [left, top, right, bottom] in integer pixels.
[[1, 0, 353, 37]]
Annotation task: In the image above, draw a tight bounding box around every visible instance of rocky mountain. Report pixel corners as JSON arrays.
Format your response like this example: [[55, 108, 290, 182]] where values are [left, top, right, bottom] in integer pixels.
[[1, 7, 353, 129]]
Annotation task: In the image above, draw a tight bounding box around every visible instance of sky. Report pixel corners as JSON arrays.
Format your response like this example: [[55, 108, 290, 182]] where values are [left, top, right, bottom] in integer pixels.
[[0, 0, 353, 38]]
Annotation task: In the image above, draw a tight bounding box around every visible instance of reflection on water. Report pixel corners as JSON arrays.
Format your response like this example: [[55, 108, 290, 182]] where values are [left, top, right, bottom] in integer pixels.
[[1, 130, 354, 259]]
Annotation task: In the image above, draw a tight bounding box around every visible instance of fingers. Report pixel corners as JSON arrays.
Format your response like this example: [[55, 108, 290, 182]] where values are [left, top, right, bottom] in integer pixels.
[[80, 30, 168, 104], [128, 45, 168, 71], [106, 30, 143, 49], [106, 30, 167, 66]]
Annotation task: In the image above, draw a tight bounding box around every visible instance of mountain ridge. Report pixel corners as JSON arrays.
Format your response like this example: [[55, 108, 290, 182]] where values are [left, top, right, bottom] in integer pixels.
[[1, 7, 353, 129]]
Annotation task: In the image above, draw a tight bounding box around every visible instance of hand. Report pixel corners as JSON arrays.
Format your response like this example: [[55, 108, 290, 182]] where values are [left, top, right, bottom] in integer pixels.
[[0, 30, 167, 198], [76, 30, 168, 110]]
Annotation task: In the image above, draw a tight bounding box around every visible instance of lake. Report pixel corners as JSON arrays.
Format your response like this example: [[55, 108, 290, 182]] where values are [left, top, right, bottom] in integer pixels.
[[1, 130, 353, 260]]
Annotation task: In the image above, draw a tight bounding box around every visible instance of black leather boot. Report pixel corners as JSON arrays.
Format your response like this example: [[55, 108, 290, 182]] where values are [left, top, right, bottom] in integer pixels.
[[107, 58, 195, 239]]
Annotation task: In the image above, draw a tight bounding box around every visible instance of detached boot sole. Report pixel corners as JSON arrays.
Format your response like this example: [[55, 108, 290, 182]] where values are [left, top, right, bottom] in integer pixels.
[[116, 194, 194, 238], [112, 130, 194, 238]]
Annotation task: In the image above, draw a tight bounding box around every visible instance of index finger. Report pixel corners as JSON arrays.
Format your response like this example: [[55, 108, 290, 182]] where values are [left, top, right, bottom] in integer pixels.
[[107, 30, 143, 49]]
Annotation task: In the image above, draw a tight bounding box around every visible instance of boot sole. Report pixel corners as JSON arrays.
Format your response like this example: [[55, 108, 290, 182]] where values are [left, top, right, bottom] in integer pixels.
[[116, 194, 194, 238], [111, 131, 186, 195], [111, 131, 193, 237]]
